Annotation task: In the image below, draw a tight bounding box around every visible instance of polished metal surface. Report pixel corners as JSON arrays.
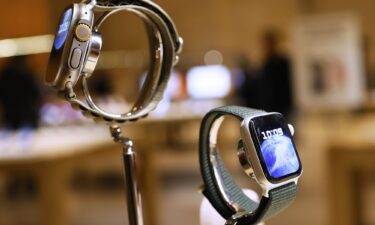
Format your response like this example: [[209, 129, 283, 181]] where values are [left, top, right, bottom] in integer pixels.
[[123, 144, 144, 225], [47, 3, 94, 90], [237, 141, 256, 180], [110, 126, 144, 225], [62, 0, 183, 123], [48, 0, 183, 123], [82, 32, 102, 75], [82, 0, 96, 9], [70, 48, 82, 69]]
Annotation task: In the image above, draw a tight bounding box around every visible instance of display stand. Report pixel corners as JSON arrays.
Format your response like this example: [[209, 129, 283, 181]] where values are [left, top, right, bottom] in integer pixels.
[[109, 124, 265, 225], [110, 125, 144, 225], [199, 189, 265, 225]]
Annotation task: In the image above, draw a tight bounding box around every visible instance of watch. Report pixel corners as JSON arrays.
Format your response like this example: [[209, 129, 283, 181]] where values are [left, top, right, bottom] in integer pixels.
[[46, 0, 183, 124], [199, 106, 302, 225]]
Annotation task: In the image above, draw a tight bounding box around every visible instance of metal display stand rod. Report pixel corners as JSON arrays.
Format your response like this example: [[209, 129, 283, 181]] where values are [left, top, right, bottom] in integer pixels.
[[110, 125, 144, 225]]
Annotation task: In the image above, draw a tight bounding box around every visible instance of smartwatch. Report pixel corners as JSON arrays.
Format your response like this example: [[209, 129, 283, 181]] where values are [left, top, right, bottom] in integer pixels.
[[199, 106, 302, 225], [46, 0, 183, 123]]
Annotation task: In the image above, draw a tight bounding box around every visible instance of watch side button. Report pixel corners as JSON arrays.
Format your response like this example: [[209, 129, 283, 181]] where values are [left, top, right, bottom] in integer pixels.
[[288, 124, 295, 136], [70, 48, 82, 69], [237, 140, 255, 179]]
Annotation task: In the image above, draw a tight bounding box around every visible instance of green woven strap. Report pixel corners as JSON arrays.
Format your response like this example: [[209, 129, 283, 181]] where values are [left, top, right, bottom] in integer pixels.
[[231, 182, 297, 225], [199, 106, 298, 224]]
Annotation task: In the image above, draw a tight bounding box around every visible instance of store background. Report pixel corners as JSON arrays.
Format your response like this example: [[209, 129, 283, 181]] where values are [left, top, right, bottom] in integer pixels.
[[0, 0, 374, 225]]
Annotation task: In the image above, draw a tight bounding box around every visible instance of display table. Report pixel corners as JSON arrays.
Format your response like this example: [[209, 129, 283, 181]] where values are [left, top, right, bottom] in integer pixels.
[[0, 100, 231, 225], [0, 125, 117, 225], [328, 115, 375, 225], [0, 125, 112, 163], [0, 103, 223, 225]]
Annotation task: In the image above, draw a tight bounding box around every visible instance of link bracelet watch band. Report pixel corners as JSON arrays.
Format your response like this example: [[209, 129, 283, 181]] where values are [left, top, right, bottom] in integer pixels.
[[62, 0, 182, 124], [199, 106, 298, 225], [95, 0, 183, 51]]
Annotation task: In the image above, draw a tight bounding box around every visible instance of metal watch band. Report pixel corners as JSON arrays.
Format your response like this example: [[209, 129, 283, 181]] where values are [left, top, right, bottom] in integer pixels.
[[199, 106, 297, 224], [66, 0, 182, 124], [95, 0, 183, 53]]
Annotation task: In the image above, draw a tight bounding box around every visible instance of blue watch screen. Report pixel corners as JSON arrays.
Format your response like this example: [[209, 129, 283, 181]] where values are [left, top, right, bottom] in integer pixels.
[[54, 8, 73, 50], [46, 7, 73, 84], [250, 114, 301, 181]]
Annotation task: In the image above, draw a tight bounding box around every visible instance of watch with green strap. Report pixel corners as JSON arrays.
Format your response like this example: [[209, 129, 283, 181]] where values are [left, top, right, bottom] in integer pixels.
[[199, 106, 302, 224]]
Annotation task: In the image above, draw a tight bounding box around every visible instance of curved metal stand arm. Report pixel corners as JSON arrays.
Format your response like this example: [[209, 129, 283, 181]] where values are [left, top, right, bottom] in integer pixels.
[[110, 125, 144, 225]]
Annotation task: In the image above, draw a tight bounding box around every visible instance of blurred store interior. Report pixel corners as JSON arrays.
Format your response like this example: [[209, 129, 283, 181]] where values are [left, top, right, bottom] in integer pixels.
[[0, 0, 375, 225]]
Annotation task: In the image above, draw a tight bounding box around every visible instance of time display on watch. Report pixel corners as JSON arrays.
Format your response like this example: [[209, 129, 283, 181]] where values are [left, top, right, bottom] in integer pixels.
[[261, 128, 283, 140], [250, 114, 301, 180]]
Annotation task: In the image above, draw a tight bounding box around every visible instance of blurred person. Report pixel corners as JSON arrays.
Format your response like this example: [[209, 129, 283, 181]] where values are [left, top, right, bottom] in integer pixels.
[[260, 29, 293, 116], [0, 56, 41, 130], [234, 54, 263, 109]]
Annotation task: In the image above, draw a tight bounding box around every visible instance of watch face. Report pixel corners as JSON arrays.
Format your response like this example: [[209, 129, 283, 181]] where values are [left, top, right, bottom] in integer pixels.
[[46, 8, 73, 84], [249, 113, 302, 182], [54, 8, 73, 50]]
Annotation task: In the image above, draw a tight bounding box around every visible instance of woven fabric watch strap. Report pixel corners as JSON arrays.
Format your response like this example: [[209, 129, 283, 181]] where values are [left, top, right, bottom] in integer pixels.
[[199, 106, 298, 224]]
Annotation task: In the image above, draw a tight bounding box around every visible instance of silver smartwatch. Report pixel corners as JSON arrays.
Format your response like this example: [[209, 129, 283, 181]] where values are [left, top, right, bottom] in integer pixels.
[[199, 106, 302, 224], [46, 0, 183, 123]]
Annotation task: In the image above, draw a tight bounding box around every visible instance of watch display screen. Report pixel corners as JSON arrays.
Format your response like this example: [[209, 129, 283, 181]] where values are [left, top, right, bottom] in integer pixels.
[[54, 8, 73, 50], [250, 113, 301, 181], [46, 8, 73, 84]]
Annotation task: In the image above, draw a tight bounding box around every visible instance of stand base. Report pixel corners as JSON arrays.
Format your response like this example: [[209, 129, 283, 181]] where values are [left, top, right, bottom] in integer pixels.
[[199, 189, 265, 225]]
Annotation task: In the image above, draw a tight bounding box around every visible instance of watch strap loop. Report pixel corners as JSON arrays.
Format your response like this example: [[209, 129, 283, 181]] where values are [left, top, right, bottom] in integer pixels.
[[199, 106, 298, 224], [67, 0, 182, 124]]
